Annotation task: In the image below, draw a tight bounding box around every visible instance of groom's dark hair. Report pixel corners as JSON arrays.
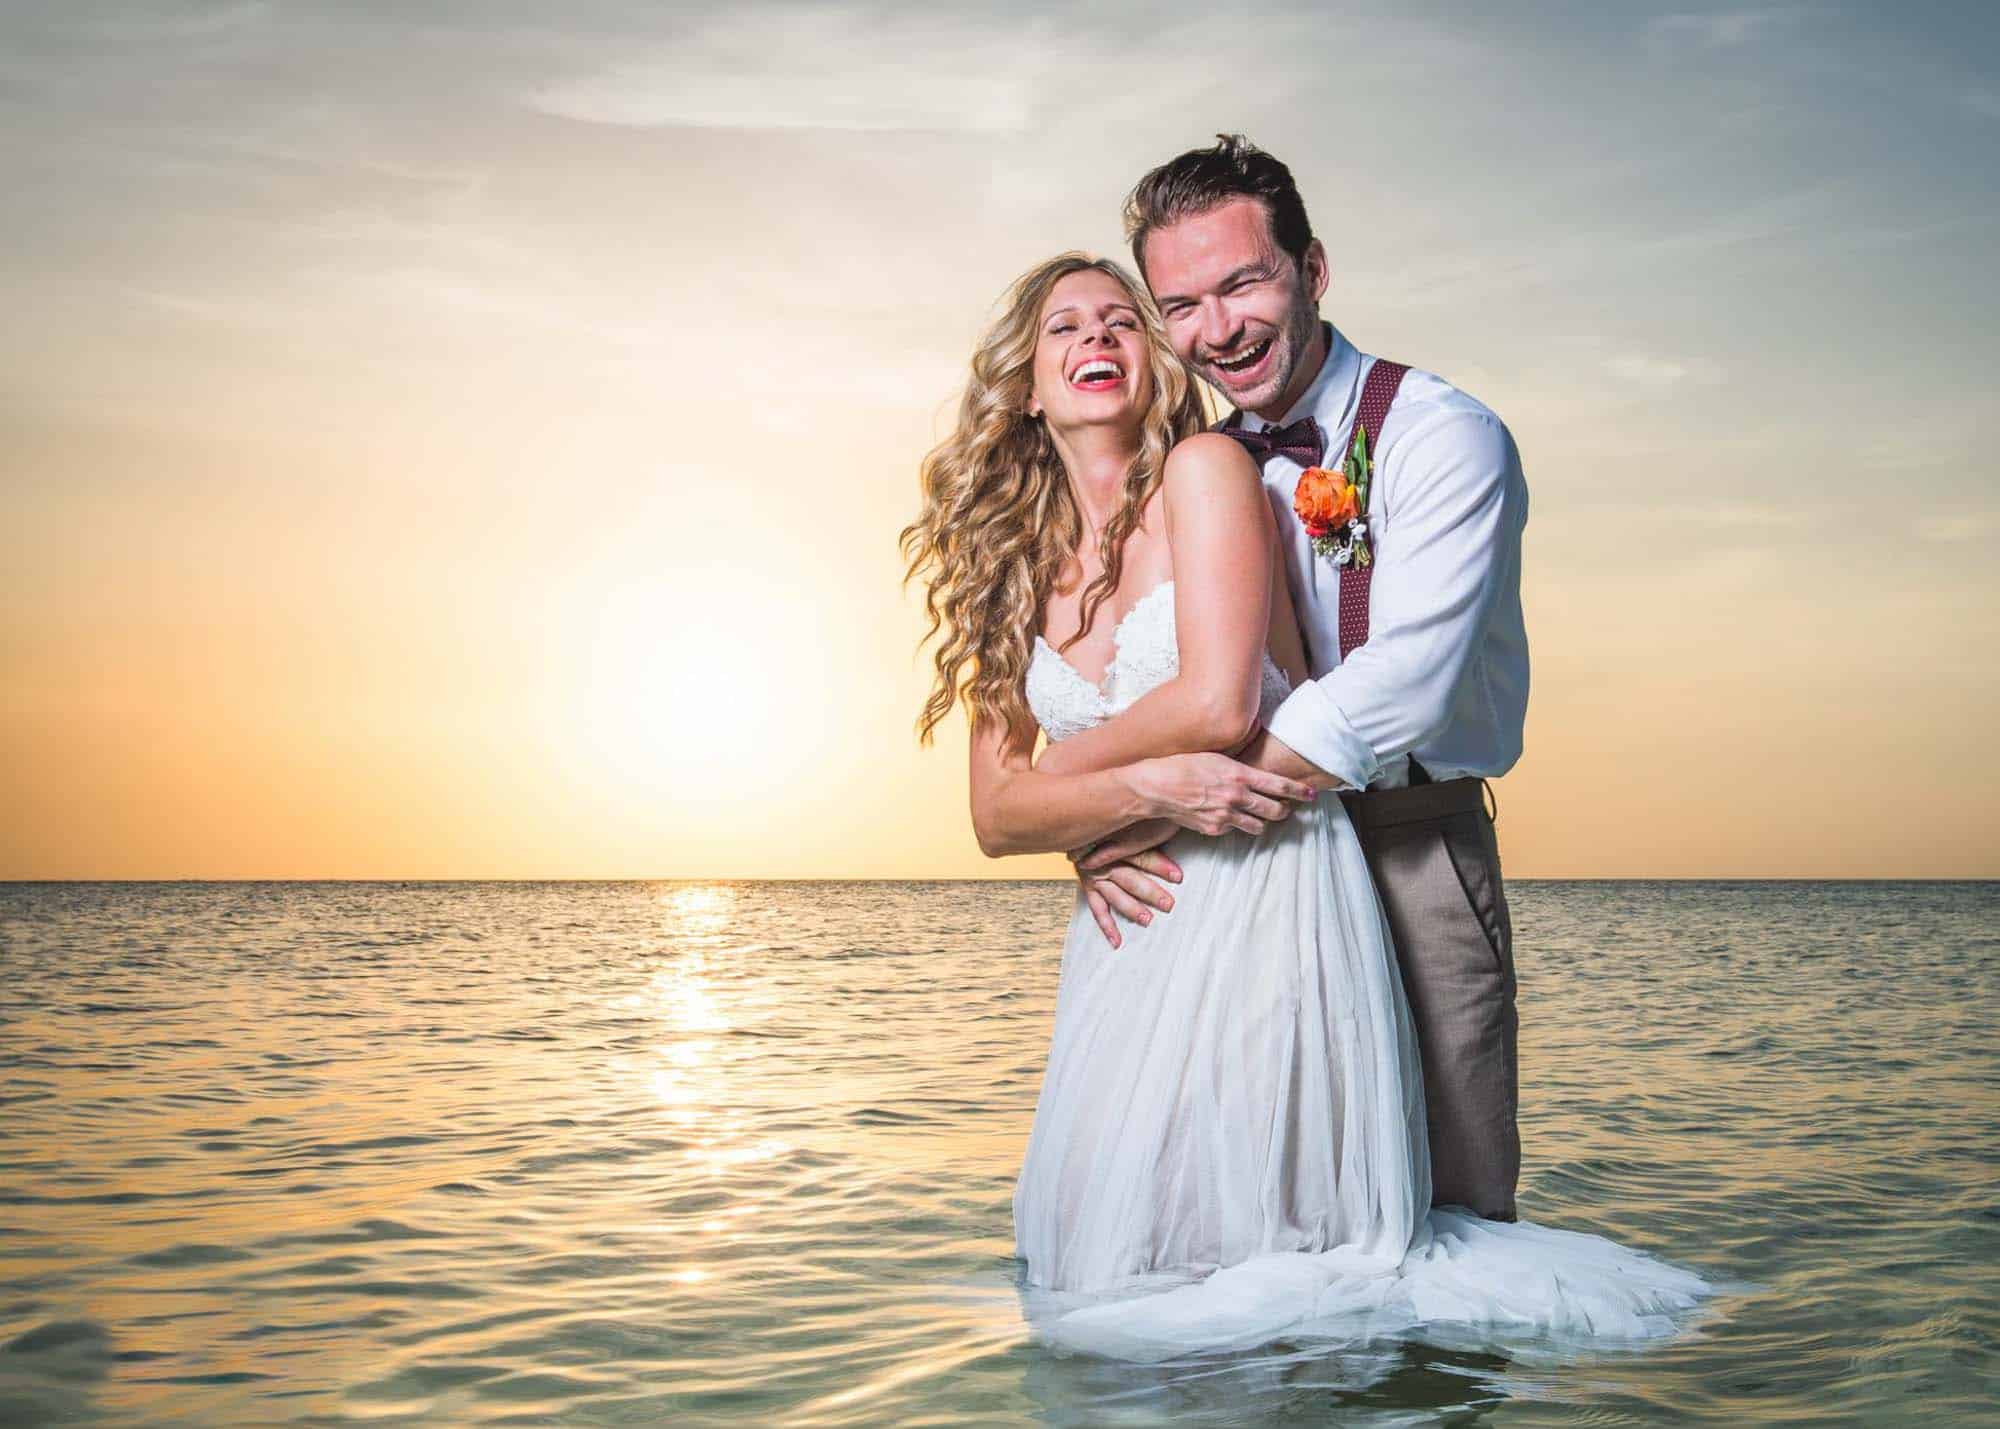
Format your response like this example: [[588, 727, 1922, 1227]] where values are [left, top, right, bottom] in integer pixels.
[[1124, 135, 1315, 278]]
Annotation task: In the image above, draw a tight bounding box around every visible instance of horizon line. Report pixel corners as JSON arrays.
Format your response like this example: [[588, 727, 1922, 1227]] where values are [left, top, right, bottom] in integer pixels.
[[4, 876, 1996, 886]]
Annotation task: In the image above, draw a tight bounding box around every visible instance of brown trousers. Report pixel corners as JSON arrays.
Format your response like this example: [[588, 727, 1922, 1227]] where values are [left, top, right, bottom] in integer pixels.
[[1341, 777, 1520, 1221]]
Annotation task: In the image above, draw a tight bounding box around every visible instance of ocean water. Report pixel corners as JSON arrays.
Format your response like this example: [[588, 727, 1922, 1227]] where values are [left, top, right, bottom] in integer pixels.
[[0, 879, 1994, 1426]]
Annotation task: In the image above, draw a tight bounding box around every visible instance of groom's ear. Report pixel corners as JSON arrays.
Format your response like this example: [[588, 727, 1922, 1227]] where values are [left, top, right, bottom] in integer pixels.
[[1300, 239, 1330, 308]]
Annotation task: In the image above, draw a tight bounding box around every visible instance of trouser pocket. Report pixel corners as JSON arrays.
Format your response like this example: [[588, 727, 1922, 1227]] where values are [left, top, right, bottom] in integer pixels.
[[1438, 810, 1511, 980]]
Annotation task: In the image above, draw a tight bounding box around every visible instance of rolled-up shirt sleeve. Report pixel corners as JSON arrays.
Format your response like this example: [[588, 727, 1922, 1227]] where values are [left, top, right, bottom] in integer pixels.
[[1265, 408, 1522, 787]]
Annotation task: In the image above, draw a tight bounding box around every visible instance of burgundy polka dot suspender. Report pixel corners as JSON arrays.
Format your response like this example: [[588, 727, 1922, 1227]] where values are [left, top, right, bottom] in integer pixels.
[[1338, 359, 1410, 662]]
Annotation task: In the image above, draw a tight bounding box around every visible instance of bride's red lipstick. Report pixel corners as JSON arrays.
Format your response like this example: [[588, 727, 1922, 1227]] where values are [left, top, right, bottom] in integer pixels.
[[1068, 358, 1127, 391]]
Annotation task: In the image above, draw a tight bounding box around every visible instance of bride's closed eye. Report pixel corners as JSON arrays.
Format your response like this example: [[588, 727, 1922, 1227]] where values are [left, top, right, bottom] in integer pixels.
[[1046, 314, 1138, 336]]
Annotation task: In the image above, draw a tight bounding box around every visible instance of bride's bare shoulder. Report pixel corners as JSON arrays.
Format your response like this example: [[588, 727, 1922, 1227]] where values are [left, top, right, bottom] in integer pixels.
[[1161, 435, 1266, 536], [1157, 433, 1274, 576], [1164, 431, 1260, 485]]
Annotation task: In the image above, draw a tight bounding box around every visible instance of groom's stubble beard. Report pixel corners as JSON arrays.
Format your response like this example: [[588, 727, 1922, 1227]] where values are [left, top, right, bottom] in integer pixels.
[[1244, 266, 1326, 421], [1187, 262, 1327, 422]]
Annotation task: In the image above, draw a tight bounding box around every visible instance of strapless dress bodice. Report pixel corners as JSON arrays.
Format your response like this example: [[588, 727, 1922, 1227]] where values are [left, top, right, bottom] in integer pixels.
[[1026, 581, 1293, 743]]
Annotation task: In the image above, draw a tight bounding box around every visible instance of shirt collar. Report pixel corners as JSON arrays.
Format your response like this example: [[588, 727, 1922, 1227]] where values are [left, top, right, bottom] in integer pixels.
[[1241, 323, 1363, 441]]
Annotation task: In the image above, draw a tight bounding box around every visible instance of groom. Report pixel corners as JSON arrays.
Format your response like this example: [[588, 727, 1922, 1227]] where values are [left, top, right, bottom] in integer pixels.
[[1079, 135, 1530, 1222]]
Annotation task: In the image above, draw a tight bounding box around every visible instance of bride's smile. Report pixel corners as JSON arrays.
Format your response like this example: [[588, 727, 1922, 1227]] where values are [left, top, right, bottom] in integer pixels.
[[1067, 357, 1125, 390], [1027, 269, 1155, 430]]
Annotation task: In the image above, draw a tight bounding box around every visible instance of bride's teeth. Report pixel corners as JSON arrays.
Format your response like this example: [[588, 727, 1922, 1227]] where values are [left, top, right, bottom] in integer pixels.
[[1073, 360, 1123, 383]]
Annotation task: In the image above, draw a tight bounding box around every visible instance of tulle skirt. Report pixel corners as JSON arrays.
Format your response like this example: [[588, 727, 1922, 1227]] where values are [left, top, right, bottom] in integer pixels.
[[1013, 794, 1711, 1361]]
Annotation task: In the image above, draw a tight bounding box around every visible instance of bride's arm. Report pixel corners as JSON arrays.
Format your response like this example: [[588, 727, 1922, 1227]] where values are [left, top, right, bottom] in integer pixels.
[[967, 716, 1311, 858], [1035, 433, 1275, 779], [967, 717, 1146, 857]]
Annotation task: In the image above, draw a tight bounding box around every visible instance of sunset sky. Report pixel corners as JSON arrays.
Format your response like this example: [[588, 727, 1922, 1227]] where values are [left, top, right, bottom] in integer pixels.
[[4, 1, 1996, 879]]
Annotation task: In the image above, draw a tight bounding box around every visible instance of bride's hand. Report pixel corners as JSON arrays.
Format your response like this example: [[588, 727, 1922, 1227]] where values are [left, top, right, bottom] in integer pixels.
[[1129, 753, 1316, 838]]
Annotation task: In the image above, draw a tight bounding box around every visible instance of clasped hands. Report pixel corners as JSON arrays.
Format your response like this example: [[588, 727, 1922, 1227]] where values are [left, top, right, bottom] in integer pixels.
[[1068, 729, 1339, 948]]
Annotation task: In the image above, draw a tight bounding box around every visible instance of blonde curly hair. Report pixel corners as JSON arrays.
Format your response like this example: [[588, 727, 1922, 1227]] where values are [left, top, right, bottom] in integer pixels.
[[901, 253, 1207, 746]]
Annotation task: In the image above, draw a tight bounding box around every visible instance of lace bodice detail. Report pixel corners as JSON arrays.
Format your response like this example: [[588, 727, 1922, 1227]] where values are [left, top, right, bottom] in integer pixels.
[[1026, 581, 1294, 743]]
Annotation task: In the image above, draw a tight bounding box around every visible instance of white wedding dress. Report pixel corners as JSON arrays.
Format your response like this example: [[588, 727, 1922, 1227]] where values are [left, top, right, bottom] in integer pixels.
[[1014, 580, 1711, 1362]]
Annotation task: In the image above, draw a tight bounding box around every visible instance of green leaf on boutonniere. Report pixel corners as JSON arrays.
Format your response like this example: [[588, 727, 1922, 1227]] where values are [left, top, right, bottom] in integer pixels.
[[1350, 423, 1371, 505]]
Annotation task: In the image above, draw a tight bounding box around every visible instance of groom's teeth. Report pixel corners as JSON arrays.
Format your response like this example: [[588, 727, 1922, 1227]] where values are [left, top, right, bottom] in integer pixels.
[[1217, 339, 1271, 372]]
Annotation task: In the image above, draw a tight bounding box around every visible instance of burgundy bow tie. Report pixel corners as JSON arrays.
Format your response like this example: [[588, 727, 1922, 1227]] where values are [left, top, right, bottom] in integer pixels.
[[1222, 415, 1325, 469]]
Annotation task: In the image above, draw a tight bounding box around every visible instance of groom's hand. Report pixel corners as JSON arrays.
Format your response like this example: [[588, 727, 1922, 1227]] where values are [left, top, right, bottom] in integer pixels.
[[1070, 820, 1181, 949], [1074, 860, 1176, 948], [1076, 818, 1180, 871]]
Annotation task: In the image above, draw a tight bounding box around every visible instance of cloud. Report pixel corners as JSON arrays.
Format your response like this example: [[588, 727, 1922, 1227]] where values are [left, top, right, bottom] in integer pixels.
[[521, 2, 1375, 137], [1644, 8, 1802, 51], [1703, 504, 1807, 528], [1621, 497, 1807, 530], [1854, 414, 1979, 474], [1912, 513, 1995, 544], [79, 1, 276, 41], [1604, 353, 1723, 389], [527, 6, 1043, 133]]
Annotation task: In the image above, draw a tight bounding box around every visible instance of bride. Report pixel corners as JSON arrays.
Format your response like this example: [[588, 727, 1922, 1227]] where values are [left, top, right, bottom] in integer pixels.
[[901, 253, 1710, 1362]]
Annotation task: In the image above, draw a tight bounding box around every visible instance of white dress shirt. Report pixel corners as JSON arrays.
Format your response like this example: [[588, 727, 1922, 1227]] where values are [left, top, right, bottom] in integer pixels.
[[1245, 324, 1529, 790]]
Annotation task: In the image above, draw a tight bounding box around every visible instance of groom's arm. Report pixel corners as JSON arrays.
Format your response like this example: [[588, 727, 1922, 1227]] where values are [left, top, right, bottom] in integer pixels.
[[1261, 408, 1523, 786], [1233, 725, 1338, 786]]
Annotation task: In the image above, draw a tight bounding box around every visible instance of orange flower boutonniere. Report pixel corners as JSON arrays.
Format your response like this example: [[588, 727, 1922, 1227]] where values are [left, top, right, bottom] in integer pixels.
[[1292, 422, 1377, 568]]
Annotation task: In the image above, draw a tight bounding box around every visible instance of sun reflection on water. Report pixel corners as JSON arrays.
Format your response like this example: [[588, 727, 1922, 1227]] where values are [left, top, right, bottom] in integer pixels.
[[659, 882, 739, 937], [688, 1138, 791, 1171], [631, 880, 804, 1299], [638, 893, 736, 1120]]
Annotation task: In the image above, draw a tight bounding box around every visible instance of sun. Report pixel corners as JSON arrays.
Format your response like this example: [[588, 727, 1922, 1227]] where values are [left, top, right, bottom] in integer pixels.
[[573, 576, 823, 809]]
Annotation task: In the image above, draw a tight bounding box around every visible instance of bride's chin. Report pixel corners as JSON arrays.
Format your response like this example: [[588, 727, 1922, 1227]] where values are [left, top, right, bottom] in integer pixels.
[[1086, 402, 1149, 434], [1043, 393, 1152, 450]]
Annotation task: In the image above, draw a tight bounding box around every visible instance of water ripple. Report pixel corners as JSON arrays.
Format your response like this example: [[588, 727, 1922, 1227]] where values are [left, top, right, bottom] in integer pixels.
[[0, 879, 1995, 1423]]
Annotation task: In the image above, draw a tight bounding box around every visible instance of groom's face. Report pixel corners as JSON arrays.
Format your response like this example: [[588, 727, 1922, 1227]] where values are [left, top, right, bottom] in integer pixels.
[[1142, 197, 1328, 420]]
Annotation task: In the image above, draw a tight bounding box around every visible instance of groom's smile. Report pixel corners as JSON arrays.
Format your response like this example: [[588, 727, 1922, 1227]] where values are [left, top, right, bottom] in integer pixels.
[[1210, 337, 1273, 380]]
